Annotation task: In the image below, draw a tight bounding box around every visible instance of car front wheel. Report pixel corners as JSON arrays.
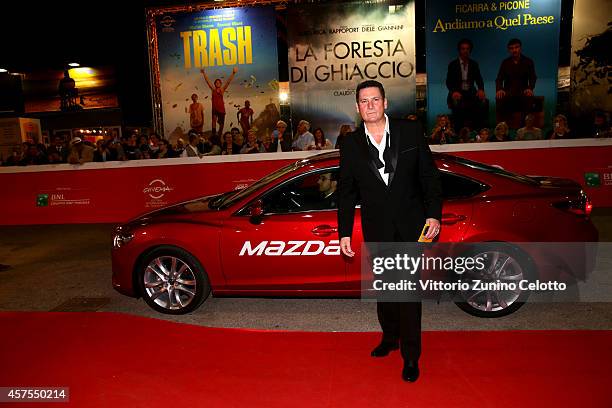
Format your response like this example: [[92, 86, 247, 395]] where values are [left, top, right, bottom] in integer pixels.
[[137, 246, 210, 314]]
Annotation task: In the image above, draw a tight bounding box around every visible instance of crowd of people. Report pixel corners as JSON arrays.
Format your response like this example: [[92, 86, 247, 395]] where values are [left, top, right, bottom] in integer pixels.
[[428, 111, 610, 145], [1, 120, 354, 166], [1, 110, 609, 166]]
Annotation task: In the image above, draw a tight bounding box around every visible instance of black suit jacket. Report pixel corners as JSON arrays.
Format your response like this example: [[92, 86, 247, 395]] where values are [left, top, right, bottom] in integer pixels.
[[445, 58, 484, 106], [337, 119, 442, 242]]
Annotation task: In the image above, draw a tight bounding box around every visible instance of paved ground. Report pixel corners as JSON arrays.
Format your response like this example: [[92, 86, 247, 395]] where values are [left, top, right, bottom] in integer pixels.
[[1, 211, 611, 331]]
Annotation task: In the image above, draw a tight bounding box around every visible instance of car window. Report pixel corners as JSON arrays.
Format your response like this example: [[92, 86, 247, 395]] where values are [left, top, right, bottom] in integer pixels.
[[440, 171, 488, 199], [218, 162, 299, 209], [262, 168, 339, 214]]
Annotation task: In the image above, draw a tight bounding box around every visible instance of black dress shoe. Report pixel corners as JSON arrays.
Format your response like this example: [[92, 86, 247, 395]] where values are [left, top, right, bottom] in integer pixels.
[[402, 361, 419, 382], [370, 342, 399, 357]]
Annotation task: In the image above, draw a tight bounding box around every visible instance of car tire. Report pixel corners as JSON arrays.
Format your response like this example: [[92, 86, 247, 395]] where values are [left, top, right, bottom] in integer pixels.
[[137, 246, 210, 315], [453, 243, 535, 318]]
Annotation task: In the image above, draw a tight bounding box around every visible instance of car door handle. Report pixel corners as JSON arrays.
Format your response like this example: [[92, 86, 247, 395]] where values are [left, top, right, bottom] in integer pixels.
[[312, 225, 338, 236], [441, 213, 467, 225]]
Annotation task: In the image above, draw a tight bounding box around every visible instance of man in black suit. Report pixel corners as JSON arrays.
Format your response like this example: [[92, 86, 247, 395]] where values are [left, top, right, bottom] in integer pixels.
[[446, 38, 487, 131], [337, 80, 442, 382]]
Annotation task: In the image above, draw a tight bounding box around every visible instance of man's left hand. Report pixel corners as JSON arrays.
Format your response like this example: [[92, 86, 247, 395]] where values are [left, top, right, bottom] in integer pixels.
[[523, 88, 533, 97], [477, 89, 486, 100], [424, 218, 441, 240]]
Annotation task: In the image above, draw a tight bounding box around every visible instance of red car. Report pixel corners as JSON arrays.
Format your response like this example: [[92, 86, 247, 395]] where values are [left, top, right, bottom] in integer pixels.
[[112, 151, 598, 317]]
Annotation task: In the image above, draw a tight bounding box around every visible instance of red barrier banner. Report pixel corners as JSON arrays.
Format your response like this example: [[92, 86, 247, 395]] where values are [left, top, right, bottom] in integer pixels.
[[1, 140, 611, 226], [1, 153, 305, 225]]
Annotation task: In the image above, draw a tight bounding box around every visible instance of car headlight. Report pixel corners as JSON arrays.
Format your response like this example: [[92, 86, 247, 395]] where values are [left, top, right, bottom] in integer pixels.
[[113, 228, 134, 248]]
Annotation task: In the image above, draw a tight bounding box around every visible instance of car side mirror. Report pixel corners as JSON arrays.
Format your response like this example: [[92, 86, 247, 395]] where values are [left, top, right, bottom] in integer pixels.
[[249, 199, 264, 225]]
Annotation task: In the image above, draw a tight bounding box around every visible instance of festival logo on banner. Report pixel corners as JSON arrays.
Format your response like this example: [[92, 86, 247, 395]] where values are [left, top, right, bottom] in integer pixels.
[[156, 7, 280, 145], [287, 2, 416, 144], [143, 179, 174, 208], [425, 0, 561, 137], [36, 187, 91, 207]]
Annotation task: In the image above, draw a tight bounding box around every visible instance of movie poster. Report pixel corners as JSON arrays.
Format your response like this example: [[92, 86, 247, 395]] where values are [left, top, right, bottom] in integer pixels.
[[570, 0, 611, 120], [287, 2, 416, 145], [426, 0, 562, 137], [155, 7, 280, 144]]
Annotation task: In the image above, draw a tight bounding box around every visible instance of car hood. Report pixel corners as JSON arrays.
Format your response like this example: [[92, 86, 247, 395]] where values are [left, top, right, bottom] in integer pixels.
[[125, 193, 227, 227]]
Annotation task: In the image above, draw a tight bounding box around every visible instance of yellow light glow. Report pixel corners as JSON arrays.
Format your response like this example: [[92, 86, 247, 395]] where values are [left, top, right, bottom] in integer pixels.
[[68, 67, 95, 78]]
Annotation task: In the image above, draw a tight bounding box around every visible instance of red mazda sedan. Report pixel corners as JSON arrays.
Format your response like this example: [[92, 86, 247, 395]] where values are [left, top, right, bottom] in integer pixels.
[[112, 152, 598, 317]]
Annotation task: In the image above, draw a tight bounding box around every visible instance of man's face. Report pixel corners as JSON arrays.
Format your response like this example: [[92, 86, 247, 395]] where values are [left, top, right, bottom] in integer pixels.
[[53, 137, 63, 146], [317, 173, 335, 195], [297, 123, 306, 134], [191, 94, 197, 102], [508, 43, 521, 58], [234, 133, 244, 145], [356, 87, 387, 124], [459, 43, 471, 59]]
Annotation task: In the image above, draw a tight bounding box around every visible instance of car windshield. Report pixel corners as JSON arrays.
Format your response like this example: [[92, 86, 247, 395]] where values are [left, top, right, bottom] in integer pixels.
[[214, 161, 300, 209], [451, 156, 539, 186]]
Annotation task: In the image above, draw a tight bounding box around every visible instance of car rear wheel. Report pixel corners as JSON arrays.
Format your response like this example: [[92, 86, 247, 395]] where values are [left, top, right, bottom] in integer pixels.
[[137, 246, 210, 314], [454, 243, 534, 318]]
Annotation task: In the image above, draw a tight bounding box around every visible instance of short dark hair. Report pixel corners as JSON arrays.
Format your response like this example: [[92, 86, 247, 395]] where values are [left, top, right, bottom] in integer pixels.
[[355, 80, 385, 102], [507, 38, 522, 47], [457, 38, 473, 51]]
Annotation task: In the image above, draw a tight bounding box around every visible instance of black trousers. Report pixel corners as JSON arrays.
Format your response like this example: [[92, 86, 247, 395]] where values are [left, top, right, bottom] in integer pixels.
[[376, 228, 422, 362]]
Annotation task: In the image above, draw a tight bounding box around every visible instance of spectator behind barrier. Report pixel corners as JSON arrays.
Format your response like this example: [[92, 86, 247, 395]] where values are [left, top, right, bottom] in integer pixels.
[[272, 120, 292, 152], [492, 122, 509, 142], [93, 139, 113, 162], [221, 131, 242, 155], [310, 127, 333, 150], [240, 129, 265, 154], [231, 127, 244, 149], [516, 114, 542, 140], [292, 120, 315, 151], [430, 114, 456, 144], [548, 114, 573, 139], [67, 137, 94, 164], [335, 124, 353, 150], [591, 111, 610, 138], [476, 128, 491, 142]]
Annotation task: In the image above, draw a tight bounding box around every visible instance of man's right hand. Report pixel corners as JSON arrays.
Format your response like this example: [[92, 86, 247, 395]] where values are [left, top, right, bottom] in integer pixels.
[[451, 91, 462, 100], [496, 90, 506, 99], [340, 237, 354, 257]]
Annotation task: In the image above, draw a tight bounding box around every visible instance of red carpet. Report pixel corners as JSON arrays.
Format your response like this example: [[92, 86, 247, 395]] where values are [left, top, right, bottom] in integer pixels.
[[0, 312, 610, 407]]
